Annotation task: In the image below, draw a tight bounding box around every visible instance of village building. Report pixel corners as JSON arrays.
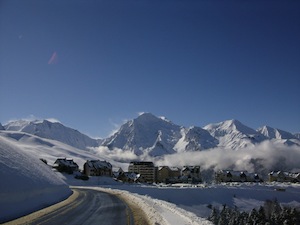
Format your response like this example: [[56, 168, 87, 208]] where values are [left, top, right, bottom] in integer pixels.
[[181, 166, 202, 183], [53, 157, 79, 174], [128, 161, 156, 183], [215, 170, 261, 183], [112, 167, 124, 178], [157, 166, 181, 183], [117, 172, 142, 183], [268, 171, 300, 183], [83, 160, 112, 176]]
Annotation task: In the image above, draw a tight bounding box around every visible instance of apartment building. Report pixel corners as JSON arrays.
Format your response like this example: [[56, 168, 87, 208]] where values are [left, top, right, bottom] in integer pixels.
[[128, 161, 156, 183]]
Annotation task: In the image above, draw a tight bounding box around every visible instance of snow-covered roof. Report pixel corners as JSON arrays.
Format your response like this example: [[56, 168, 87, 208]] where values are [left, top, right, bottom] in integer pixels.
[[217, 170, 258, 177], [54, 158, 78, 168], [123, 172, 140, 180], [182, 166, 200, 171], [269, 171, 300, 178], [170, 167, 180, 171], [86, 160, 112, 170]]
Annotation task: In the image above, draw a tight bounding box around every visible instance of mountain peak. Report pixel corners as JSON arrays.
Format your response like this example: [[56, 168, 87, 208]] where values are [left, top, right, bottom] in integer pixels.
[[136, 112, 159, 121], [204, 119, 253, 134], [222, 119, 243, 129], [257, 125, 297, 140], [204, 119, 266, 149]]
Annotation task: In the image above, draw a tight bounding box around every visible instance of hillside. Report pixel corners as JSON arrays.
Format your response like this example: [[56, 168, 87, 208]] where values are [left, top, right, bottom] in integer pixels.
[[4, 119, 100, 149], [0, 135, 72, 223], [0, 131, 127, 170]]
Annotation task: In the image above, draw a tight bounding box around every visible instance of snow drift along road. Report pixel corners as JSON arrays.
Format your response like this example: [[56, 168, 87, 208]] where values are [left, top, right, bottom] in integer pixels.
[[0, 136, 72, 223]]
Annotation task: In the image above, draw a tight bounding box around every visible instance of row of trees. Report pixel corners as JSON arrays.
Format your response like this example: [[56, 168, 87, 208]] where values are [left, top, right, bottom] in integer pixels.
[[208, 199, 300, 225]]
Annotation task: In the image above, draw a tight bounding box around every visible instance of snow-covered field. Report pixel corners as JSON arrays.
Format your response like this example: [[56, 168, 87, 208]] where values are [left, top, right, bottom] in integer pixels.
[[63, 175, 300, 225]]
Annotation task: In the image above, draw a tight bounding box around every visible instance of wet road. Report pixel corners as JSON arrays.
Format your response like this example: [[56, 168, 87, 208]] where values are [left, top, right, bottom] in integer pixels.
[[31, 188, 133, 225]]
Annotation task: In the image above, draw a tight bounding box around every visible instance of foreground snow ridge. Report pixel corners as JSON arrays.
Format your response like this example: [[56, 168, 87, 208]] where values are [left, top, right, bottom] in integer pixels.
[[85, 187, 212, 225], [0, 136, 71, 223]]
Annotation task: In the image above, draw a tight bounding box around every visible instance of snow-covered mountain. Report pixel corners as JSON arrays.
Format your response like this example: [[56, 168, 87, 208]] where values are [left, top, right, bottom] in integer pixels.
[[4, 119, 99, 150], [101, 113, 217, 156], [258, 125, 297, 140], [295, 133, 300, 139], [101, 113, 182, 156], [0, 123, 4, 130], [203, 119, 267, 149], [174, 126, 218, 152]]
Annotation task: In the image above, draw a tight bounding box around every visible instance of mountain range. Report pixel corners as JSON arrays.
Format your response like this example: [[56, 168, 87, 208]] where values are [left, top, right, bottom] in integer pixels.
[[2, 113, 299, 158]]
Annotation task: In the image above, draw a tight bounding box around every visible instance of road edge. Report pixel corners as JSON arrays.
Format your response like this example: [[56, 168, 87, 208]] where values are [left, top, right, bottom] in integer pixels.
[[2, 190, 79, 225], [73, 186, 151, 225]]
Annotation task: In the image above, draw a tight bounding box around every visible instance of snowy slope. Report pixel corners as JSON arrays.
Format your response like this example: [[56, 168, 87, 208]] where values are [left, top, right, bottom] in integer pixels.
[[258, 125, 298, 140], [0, 135, 72, 223], [4, 119, 99, 150], [101, 113, 219, 156], [0, 123, 4, 130], [0, 131, 128, 170], [203, 119, 267, 149], [174, 127, 218, 152]]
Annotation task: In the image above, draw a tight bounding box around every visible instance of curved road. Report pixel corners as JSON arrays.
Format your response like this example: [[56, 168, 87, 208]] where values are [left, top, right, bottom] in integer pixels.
[[31, 188, 133, 225]]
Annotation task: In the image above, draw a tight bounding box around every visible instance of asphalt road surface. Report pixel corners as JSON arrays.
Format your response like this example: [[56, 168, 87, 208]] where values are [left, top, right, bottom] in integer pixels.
[[31, 188, 133, 225]]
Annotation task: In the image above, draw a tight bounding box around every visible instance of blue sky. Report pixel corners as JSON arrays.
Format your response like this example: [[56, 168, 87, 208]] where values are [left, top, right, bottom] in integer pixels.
[[0, 0, 299, 137]]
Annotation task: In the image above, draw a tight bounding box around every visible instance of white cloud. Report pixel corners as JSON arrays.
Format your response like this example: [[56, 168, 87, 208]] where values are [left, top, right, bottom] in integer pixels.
[[91, 146, 138, 162], [91, 140, 300, 179], [155, 141, 300, 175]]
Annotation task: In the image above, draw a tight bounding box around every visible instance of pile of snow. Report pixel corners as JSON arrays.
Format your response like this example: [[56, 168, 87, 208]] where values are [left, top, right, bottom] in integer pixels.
[[0, 136, 72, 223]]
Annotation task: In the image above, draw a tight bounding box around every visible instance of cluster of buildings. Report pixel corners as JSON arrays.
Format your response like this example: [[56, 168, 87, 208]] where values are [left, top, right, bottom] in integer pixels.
[[52, 158, 300, 184], [214, 170, 300, 183], [52, 158, 201, 183]]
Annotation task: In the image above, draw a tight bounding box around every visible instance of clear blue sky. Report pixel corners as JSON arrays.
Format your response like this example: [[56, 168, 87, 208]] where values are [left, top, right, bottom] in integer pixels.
[[1, 0, 299, 137]]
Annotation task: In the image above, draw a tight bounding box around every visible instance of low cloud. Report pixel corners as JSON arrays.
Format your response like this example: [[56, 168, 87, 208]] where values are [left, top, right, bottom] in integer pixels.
[[156, 141, 300, 175], [93, 141, 300, 177], [91, 146, 138, 163]]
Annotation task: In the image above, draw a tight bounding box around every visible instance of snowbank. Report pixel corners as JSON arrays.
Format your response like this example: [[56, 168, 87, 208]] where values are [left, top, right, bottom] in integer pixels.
[[0, 136, 72, 223]]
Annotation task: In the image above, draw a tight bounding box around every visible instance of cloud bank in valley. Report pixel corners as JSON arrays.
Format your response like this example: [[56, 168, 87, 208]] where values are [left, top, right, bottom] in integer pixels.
[[157, 141, 300, 173], [92, 140, 300, 176]]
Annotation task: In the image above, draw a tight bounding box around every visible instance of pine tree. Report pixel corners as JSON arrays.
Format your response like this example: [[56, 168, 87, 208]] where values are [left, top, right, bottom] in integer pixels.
[[209, 207, 219, 225], [257, 206, 266, 224]]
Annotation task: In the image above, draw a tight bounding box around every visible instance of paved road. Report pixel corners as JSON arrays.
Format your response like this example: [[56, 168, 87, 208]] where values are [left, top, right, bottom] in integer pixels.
[[31, 188, 133, 225]]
